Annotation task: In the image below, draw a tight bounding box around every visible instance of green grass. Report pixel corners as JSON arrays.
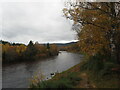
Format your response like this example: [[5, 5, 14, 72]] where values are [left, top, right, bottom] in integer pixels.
[[30, 72, 82, 88]]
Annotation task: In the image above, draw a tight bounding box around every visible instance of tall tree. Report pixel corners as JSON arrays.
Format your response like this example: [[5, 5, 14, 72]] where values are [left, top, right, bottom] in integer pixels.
[[63, 2, 120, 63]]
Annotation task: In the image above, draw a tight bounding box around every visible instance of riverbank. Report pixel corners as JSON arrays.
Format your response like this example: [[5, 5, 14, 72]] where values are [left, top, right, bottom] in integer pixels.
[[30, 60, 120, 88], [54, 63, 119, 88], [2, 53, 59, 66], [2, 55, 58, 68]]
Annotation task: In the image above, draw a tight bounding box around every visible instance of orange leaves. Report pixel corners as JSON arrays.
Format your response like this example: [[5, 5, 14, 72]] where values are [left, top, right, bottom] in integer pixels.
[[16, 45, 27, 54], [2, 44, 27, 56], [2, 44, 10, 53]]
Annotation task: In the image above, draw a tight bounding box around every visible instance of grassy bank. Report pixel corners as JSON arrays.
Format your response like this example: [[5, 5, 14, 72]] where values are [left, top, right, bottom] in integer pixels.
[[30, 56, 120, 88]]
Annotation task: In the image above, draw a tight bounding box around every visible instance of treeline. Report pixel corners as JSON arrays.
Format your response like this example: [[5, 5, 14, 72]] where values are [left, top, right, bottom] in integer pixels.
[[59, 42, 80, 53], [1, 40, 59, 63]]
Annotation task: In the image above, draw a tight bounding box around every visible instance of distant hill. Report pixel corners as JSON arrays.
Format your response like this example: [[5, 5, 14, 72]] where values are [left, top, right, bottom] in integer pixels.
[[51, 41, 78, 47]]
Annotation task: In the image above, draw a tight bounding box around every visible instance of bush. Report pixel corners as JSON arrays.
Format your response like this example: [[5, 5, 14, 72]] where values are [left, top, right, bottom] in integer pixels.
[[99, 62, 117, 77], [80, 53, 117, 77], [80, 54, 104, 73]]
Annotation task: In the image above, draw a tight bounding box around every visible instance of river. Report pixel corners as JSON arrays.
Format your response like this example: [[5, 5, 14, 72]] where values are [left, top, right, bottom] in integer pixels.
[[2, 51, 83, 88]]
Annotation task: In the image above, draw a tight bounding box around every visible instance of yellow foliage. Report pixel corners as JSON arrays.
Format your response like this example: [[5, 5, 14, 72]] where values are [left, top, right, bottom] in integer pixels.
[[63, 2, 119, 56]]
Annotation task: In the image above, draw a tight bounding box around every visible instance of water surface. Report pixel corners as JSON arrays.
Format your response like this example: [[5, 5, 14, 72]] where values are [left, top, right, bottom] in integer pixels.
[[3, 51, 83, 88]]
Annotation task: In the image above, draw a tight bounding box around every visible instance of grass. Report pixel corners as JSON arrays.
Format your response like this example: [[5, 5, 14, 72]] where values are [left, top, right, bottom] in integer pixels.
[[88, 72, 120, 88], [30, 72, 82, 88], [30, 54, 120, 88], [80, 54, 120, 88]]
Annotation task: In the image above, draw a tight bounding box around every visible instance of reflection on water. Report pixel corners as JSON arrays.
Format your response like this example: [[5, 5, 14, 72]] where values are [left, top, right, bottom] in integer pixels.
[[2, 51, 83, 88]]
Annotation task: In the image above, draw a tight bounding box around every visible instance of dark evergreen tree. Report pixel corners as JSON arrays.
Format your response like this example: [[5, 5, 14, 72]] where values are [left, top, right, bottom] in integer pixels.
[[23, 40, 37, 60], [46, 43, 50, 49]]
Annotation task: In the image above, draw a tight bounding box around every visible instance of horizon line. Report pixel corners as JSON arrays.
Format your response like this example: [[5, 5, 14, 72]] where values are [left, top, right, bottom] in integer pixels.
[[0, 39, 79, 45]]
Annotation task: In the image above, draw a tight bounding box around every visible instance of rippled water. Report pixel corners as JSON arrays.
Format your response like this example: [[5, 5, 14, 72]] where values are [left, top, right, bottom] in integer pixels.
[[2, 51, 83, 88]]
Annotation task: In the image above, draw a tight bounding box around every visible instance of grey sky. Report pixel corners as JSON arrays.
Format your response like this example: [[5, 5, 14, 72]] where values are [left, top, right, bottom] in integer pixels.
[[1, 0, 78, 44], [1, 0, 118, 44]]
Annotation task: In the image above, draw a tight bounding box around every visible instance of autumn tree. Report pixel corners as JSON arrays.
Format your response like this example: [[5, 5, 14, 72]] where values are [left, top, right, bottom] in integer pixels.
[[34, 42, 48, 58], [2, 44, 19, 63], [23, 41, 37, 60], [16, 44, 26, 55], [2, 44, 10, 61], [63, 2, 120, 63], [50, 44, 59, 55]]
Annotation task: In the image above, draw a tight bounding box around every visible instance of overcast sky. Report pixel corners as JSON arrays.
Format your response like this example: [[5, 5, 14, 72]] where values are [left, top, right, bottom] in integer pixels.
[[0, 0, 78, 44], [1, 0, 118, 44]]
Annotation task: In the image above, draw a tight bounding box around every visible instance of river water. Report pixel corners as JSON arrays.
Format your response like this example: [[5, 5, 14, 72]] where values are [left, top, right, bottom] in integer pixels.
[[2, 51, 83, 88]]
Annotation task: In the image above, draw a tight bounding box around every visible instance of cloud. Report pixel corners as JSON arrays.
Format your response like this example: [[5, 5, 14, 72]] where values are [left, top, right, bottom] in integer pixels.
[[1, 0, 77, 44]]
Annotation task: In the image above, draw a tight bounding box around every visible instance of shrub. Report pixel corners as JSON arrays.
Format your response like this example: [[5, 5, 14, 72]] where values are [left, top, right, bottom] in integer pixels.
[[80, 54, 104, 73], [99, 62, 117, 77], [80, 53, 117, 77]]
